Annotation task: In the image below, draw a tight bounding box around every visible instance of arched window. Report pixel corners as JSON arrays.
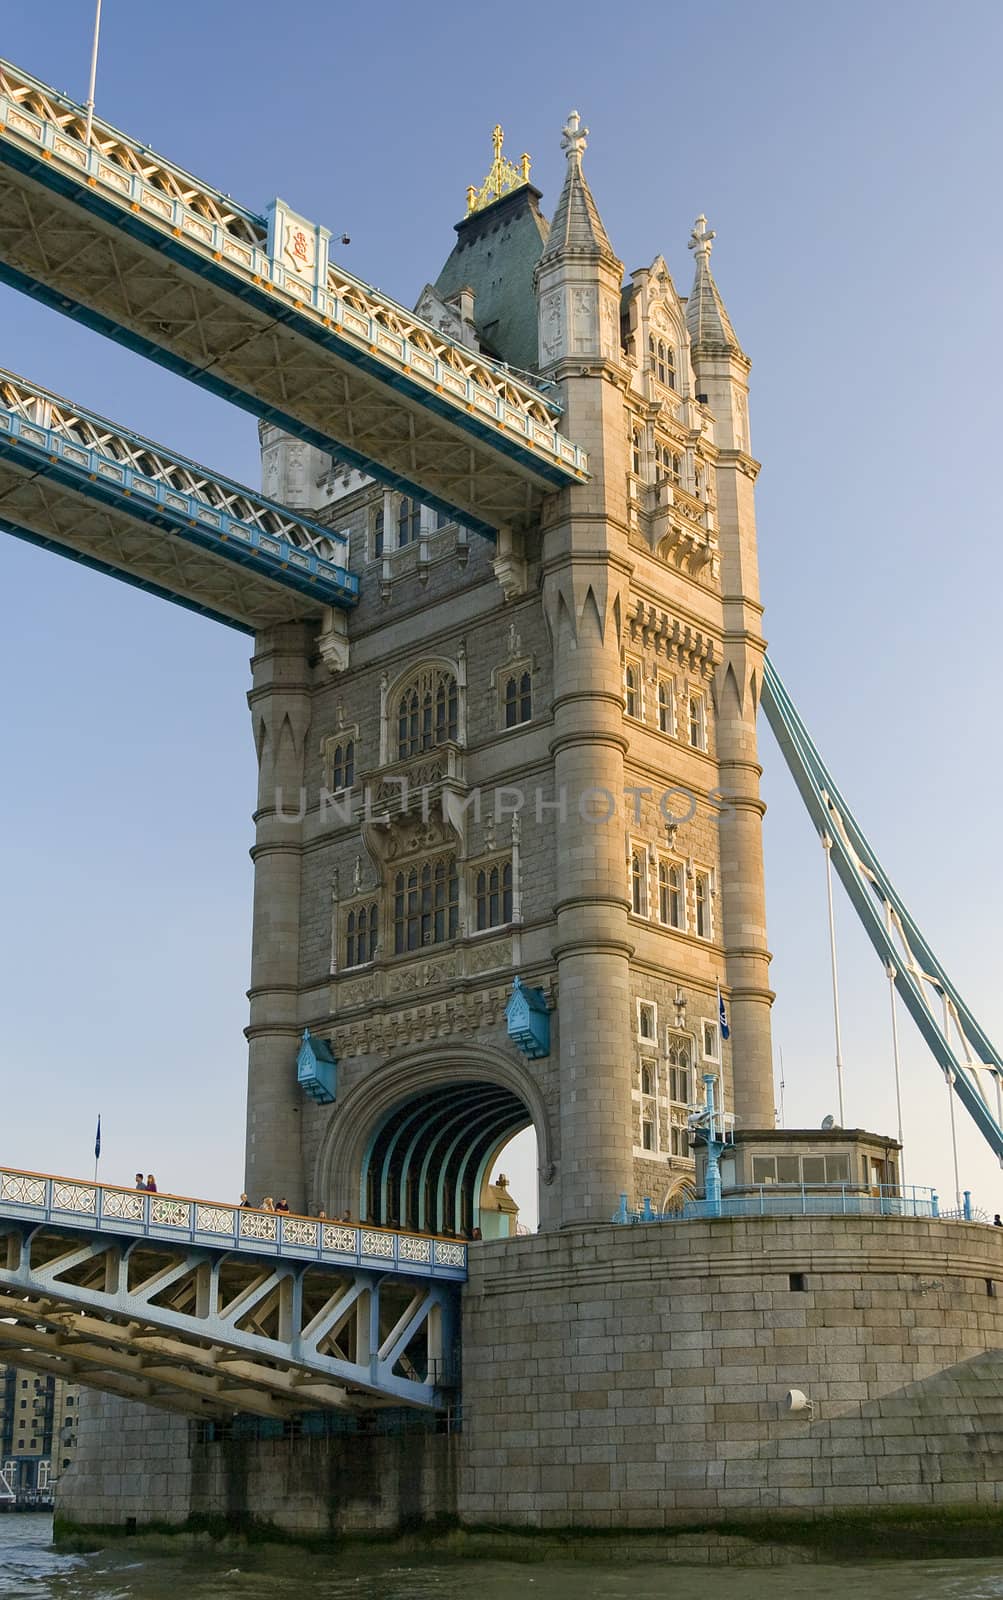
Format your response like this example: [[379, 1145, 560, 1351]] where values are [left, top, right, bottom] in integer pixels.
[[475, 860, 513, 930], [396, 666, 459, 758], [624, 662, 640, 720], [668, 1036, 692, 1104], [657, 679, 674, 736], [659, 445, 681, 485], [640, 1063, 654, 1098], [503, 670, 532, 728], [694, 870, 712, 940], [632, 427, 643, 477], [658, 859, 684, 929], [630, 848, 646, 916], [665, 344, 676, 390], [393, 855, 459, 953], [688, 692, 706, 750], [397, 496, 422, 547], [345, 901, 378, 967], [372, 505, 384, 560], [331, 739, 354, 791]]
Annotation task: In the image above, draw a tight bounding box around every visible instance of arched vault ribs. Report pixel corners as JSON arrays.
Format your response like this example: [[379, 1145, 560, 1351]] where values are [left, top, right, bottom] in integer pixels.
[[315, 1044, 554, 1234]]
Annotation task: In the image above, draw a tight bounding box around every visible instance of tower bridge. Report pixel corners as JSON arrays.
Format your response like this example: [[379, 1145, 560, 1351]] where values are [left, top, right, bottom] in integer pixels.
[[3, 51, 1003, 1534]]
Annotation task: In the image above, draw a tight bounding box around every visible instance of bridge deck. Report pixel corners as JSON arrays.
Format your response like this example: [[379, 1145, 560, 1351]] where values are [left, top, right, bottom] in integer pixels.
[[0, 59, 587, 539], [0, 1168, 464, 1417], [0, 366, 358, 631]]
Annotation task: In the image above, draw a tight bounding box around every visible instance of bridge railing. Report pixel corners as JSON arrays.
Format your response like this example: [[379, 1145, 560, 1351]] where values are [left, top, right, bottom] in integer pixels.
[[615, 1183, 942, 1225], [0, 1167, 466, 1279]]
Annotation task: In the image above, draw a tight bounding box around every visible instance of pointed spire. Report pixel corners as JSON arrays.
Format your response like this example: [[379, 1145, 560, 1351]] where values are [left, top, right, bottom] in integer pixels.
[[538, 110, 617, 264], [686, 216, 743, 354]]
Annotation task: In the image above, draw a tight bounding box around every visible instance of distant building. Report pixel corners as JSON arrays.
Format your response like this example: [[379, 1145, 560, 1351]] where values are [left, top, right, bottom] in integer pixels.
[[0, 1363, 79, 1505]]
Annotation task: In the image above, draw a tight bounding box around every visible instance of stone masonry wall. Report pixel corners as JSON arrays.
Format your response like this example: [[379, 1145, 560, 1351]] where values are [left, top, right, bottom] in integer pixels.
[[460, 1216, 1003, 1525]]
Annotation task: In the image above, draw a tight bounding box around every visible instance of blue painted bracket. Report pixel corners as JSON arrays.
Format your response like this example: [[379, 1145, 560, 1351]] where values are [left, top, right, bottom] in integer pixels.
[[506, 977, 551, 1059], [297, 1029, 337, 1104]]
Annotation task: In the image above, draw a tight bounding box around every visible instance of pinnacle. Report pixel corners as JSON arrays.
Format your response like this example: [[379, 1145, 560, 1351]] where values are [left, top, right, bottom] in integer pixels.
[[538, 110, 618, 265], [685, 215, 742, 354]]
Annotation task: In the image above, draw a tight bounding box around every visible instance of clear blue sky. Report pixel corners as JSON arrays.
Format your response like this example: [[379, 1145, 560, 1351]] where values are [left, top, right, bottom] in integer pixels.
[[2, 0, 1002, 1219]]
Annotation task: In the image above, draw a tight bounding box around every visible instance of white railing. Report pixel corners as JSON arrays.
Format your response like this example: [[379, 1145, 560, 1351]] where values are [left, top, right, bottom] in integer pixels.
[[0, 1167, 466, 1277]]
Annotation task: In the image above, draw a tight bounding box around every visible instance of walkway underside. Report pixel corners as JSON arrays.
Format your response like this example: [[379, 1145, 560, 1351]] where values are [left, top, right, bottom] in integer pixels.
[[0, 1217, 459, 1418], [0, 60, 586, 538], [0, 366, 357, 632]]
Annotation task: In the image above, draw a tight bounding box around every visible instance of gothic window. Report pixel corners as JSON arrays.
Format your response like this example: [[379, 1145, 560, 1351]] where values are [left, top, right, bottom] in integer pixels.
[[331, 739, 354, 791], [694, 870, 712, 940], [396, 666, 458, 757], [474, 860, 513, 930], [503, 670, 532, 729], [688, 691, 706, 750], [624, 661, 641, 720], [640, 1060, 657, 1152], [432, 509, 450, 531], [630, 848, 647, 918], [657, 678, 675, 736], [649, 336, 675, 389], [658, 858, 684, 929], [397, 495, 422, 547], [670, 1121, 690, 1157], [667, 1035, 692, 1105], [702, 1019, 721, 1061], [637, 999, 657, 1042], [659, 445, 681, 484], [631, 427, 643, 477], [393, 855, 459, 954], [372, 504, 384, 560], [345, 901, 378, 967]]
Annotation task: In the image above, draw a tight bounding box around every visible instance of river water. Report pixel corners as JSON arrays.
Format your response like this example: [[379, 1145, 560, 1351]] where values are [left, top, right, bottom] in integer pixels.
[[2, 1515, 1003, 1600]]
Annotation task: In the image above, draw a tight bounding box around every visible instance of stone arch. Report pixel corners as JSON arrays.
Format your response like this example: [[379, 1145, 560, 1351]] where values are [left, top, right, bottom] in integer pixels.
[[313, 1043, 554, 1233]]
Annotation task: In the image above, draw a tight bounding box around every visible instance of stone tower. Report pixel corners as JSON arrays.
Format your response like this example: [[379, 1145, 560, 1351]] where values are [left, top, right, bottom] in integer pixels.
[[244, 120, 774, 1228]]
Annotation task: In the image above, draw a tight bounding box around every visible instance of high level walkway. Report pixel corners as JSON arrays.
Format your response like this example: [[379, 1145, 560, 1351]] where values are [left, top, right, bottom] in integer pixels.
[[0, 365, 357, 632], [0, 1168, 465, 1417], [0, 59, 587, 540]]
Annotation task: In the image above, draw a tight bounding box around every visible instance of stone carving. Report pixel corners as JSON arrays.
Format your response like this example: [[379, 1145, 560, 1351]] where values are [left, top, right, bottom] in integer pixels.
[[53, 1183, 96, 1214], [195, 1205, 235, 1234], [322, 1224, 359, 1253], [541, 291, 564, 362]]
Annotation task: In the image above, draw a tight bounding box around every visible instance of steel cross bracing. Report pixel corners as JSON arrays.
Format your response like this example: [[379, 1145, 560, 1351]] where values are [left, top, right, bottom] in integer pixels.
[[0, 1169, 465, 1417], [761, 656, 1003, 1163], [0, 59, 588, 540], [0, 365, 357, 633]]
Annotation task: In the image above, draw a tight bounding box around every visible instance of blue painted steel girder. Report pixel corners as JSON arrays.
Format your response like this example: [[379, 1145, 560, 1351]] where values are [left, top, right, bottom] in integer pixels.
[[0, 366, 357, 632]]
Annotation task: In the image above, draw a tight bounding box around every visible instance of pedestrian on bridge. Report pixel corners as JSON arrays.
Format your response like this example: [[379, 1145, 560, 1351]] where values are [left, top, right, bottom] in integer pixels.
[[133, 1172, 145, 1190], [275, 1198, 290, 1213], [145, 1174, 158, 1193]]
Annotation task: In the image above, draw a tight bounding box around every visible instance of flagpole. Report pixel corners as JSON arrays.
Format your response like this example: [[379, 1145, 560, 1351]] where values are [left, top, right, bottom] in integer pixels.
[[84, 0, 103, 146]]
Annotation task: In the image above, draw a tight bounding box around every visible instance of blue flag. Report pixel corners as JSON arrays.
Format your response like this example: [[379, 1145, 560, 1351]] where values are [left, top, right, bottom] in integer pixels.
[[94, 1115, 101, 1162], [717, 982, 730, 1041]]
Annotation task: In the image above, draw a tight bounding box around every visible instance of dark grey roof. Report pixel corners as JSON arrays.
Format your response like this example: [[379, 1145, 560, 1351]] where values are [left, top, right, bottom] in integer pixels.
[[434, 185, 550, 374]]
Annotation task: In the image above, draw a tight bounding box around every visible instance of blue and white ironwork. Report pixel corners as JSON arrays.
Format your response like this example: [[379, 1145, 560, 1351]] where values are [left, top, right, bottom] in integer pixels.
[[761, 656, 1003, 1164], [688, 1073, 734, 1217], [615, 1183, 942, 1224], [0, 1167, 464, 1417], [0, 367, 357, 632], [0, 59, 587, 538], [297, 1028, 337, 1105], [505, 978, 551, 1059]]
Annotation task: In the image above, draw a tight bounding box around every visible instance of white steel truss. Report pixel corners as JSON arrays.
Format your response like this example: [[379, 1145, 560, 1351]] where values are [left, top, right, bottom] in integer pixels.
[[0, 1170, 464, 1416]]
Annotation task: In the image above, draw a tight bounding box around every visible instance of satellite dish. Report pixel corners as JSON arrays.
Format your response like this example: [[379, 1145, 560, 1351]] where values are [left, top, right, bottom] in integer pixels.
[[821, 1114, 836, 1130]]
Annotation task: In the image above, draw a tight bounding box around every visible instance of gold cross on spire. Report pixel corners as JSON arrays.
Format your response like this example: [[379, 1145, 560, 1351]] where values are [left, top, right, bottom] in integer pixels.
[[466, 124, 532, 216]]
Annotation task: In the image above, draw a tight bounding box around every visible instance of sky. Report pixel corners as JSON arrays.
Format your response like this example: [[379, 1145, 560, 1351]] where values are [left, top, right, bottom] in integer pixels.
[[2, 0, 1002, 1224]]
